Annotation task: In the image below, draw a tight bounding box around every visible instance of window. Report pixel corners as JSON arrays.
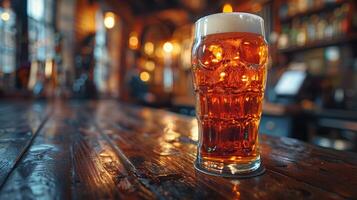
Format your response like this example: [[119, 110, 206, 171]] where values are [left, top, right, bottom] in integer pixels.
[[27, 0, 45, 21], [27, 0, 55, 61], [0, 7, 16, 74]]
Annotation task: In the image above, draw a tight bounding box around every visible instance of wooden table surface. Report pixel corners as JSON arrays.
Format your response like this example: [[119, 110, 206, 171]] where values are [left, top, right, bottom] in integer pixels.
[[0, 100, 356, 199]]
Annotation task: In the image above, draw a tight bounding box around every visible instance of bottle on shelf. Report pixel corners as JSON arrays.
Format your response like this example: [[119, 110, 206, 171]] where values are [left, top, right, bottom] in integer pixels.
[[340, 3, 350, 34], [297, 18, 308, 46], [325, 14, 334, 38], [290, 19, 300, 46], [316, 16, 327, 40], [307, 15, 318, 42]]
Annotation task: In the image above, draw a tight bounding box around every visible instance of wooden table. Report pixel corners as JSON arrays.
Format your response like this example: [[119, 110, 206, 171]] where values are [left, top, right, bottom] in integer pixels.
[[0, 100, 356, 199]]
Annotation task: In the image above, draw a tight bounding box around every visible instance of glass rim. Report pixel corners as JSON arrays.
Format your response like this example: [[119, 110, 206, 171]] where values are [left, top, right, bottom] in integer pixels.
[[194, 12, 265, 38]]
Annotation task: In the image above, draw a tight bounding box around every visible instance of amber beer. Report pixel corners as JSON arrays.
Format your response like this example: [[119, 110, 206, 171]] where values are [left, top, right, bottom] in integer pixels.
[[192, 13, 268, 176]]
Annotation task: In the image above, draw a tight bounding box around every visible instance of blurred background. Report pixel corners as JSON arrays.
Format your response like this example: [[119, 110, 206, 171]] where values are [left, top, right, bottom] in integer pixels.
[[0, 0, 357, 151]]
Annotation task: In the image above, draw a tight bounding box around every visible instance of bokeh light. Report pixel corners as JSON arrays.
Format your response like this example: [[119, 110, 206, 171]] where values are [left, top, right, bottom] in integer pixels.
[[145, 61, 155, 71], [129, 32, 139, 50], [144, 42, 154, 55], [0, 12, 10, 21], [104, 12, 115, 29], [222, 4, 233, 13], [163, 42, 173, 53], [140, 71, 150, 82]]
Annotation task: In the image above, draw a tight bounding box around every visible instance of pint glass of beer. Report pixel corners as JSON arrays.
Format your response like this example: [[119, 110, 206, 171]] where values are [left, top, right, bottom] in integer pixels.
[[192, 13, 268, 176]]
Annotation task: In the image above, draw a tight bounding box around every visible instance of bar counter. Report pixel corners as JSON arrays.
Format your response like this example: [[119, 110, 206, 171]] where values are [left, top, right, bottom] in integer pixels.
[[0, 100, 356, 199]]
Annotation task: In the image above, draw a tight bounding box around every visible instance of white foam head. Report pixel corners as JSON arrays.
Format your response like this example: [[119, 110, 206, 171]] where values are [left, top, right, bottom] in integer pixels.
[[194, 12, 265, 38]]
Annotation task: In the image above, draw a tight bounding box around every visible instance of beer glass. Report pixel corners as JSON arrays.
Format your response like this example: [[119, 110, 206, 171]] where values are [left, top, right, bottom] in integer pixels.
[[192, 13, 268, 177]]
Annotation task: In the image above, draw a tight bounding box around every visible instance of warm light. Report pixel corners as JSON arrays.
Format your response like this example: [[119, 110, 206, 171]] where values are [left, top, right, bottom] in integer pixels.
[[231, 180, 241, 199], [104, 12, 115, 29], [223, 4, 233, 13], [28, 61, 38, 89], [144, 42, 154, 55], [129, 32, 139, 50], [219, 72, 226, 81], [155, 47, 164, 58], [173, 42, 181, 55], [140, 71, 150, 82], [241, 75, 248, 82], [1, 12, 10, 21], [145, 61, 155, 71], [209, 45, 223, 63], [163, 42, 173, 53], [190, 119, 198, 141], [45, 59, 53, 78]]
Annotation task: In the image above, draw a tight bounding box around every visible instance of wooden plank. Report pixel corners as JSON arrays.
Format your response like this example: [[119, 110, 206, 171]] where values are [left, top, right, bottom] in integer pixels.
[[0, 102, 49, 187], [1, 100, 356, 199], [93, 101, 350, 199], [260, 135, 357, 199], [71, 104, 155, 199], [0, 109, 73, 199], [0, 102, 153, 199]]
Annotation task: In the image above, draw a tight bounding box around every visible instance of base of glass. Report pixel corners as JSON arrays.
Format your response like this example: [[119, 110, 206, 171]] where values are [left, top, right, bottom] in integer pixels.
[[194, 155, 265, 178]]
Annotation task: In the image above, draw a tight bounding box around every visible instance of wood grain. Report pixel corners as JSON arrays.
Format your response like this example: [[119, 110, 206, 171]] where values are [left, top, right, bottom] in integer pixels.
[[0, 102, 49, 187], [0, 100, 356, 199], [93, 101, 352, 199]]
